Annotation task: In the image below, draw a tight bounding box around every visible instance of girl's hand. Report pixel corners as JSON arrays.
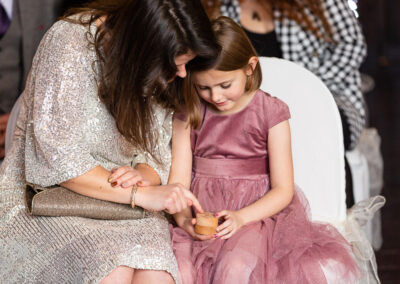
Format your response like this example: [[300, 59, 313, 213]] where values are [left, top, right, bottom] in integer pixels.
[[108, 166, 148, 188], [135, 183, 204, 214], [215, 210, 245, 240], [178, 217, 214, 241]]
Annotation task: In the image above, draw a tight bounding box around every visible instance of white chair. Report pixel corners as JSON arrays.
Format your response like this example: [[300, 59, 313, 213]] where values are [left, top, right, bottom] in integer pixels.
[[259, 57, 346, 226], [258, 57, 384, 283]]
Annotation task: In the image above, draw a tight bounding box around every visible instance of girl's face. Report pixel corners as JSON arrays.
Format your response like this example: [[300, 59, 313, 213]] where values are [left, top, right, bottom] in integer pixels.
[[193, 57, 258, 114]]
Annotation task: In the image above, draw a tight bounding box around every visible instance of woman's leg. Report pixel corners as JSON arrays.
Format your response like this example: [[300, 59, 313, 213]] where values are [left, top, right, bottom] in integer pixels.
[[132, 270, 174, 284], [99, 266, 134, 284]]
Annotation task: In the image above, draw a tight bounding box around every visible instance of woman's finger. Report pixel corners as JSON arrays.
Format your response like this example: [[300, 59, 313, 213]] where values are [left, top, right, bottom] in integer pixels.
[[111, 171, 141, 188], [182, 190, 204, 213], [119, 172, 143, 188], [138, 180, 151, 187], [109, 166, 134, 181], [175, 186, 188, 212], [172, 191, 183, 213]]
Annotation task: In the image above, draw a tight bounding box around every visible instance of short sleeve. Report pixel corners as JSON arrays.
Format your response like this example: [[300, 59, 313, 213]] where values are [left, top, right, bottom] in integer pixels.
[[265, 96, 291, 129], [134, 106, 173, 185], [24, 21, 99, 186]]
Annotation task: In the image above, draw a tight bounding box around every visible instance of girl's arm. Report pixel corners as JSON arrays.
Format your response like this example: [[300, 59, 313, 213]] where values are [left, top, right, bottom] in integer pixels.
[[217, 120, 294, 238], [169, 116, 195, 225], [168, 116, 210, 239]]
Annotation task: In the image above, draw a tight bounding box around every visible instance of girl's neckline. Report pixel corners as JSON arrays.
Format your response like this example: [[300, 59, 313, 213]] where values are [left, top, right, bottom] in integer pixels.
[[205, 90, 260, 117]]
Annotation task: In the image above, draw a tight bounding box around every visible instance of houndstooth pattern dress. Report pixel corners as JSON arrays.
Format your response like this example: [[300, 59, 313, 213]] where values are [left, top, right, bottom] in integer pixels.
[[219, 0, 367, 149], [0, 19, 179, 283]]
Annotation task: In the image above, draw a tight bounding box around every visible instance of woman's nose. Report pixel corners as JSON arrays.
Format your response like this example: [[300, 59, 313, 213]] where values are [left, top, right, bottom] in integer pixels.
[[176, 65, 187, 78]]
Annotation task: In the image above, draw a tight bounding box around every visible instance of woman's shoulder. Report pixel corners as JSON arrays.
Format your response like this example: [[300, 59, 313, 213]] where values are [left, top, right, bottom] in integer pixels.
[[42, 15, 95, 51]]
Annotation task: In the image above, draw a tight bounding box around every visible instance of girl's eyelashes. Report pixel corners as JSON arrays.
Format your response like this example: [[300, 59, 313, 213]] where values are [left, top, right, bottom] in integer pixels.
[[196, 83, 231, 90]]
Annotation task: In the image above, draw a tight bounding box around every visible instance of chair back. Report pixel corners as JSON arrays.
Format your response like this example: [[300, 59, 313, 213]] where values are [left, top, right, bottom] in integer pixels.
[[259, 57, 346, 224]]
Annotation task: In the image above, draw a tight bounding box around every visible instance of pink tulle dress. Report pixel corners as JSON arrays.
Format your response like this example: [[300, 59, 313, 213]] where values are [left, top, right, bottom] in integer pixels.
[[170, 90, 361, 284]]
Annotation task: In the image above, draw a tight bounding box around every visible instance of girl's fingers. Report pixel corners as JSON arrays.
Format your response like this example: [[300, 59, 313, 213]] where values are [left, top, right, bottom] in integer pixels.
[[216, 226, 231, 238], [216, 210, 229, 218], [216, 219, 231, 233]]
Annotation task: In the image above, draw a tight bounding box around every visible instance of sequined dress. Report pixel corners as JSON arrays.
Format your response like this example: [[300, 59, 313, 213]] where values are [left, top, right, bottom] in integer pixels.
[[0, 19, 178, 283]]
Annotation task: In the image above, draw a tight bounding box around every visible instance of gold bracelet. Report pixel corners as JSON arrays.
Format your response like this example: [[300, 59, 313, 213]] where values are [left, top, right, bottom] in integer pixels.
[[130, 184, 138, 209]]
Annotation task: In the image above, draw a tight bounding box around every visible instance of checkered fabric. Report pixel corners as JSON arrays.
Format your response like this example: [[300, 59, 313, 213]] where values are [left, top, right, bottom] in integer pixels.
[[220, 0, 367, 149]]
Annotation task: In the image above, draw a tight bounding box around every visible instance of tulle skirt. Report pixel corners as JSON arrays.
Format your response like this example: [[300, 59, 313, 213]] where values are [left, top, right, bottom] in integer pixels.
[[170, 167, 361, 284]]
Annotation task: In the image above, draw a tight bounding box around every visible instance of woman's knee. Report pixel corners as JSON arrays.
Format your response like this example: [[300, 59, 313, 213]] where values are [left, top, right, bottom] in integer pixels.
[[133, 269, 174, 284], [99, 266, 134, 284]]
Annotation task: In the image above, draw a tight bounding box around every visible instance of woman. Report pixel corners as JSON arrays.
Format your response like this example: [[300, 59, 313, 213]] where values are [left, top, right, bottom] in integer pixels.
[[0, 0, 218, 283], [201, 0, 367, 206]]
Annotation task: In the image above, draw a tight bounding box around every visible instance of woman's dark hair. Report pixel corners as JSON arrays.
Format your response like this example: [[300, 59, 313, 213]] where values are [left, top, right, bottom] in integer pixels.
[[63, 0, 219, 160], [185, 16, 261, 128]]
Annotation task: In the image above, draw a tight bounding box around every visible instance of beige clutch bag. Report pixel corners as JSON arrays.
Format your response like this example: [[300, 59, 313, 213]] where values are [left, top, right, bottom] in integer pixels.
[[25, 184, 146, 220]]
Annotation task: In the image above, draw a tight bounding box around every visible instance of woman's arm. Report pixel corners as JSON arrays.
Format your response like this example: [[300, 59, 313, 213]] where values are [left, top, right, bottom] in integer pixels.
[[61, 164, 202, 213], [216, 120, 294, 239]]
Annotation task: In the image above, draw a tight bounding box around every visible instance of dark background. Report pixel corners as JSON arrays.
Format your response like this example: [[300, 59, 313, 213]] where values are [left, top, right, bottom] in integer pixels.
[[359, 0, 400, 282]]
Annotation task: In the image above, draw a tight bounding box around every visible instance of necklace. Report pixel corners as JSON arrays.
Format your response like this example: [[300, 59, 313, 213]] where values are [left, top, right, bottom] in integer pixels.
[[252, 11, 261, 21]]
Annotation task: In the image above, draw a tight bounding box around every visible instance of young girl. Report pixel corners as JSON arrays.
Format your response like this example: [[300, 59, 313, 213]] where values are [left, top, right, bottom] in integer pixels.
[[168, 17, 362, 283]]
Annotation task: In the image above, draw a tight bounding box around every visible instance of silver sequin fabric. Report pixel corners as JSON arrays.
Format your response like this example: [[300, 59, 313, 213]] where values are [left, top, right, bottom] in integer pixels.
[[0, 18, 178, 283]]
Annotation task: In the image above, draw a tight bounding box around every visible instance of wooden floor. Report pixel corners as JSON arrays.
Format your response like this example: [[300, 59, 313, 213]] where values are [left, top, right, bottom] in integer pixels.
[[364, 46, 400, 283]]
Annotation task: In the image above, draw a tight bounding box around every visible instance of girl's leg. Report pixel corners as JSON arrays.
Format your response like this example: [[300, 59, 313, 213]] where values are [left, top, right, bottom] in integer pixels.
[[99, 266, 134, 284], [132, 270, 174, 284]]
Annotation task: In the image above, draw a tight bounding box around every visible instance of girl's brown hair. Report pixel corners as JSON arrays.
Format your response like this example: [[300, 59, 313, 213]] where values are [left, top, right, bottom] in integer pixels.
[[185, 16, 262, 128], [63, 0, 219, 161], [202, 0, 334, 42]]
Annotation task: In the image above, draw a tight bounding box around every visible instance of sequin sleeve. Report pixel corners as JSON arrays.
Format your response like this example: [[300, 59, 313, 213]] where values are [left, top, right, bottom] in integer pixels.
[[24, 21, 99, 187], [134, 106, 173, 185]]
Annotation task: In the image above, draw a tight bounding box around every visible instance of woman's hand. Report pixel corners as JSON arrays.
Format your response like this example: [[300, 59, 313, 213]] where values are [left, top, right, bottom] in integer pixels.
[[135, 183, 204, 215], [108, 166, 148, 188], [215, 210, 246, 240], [177, 216, 214, 241]]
